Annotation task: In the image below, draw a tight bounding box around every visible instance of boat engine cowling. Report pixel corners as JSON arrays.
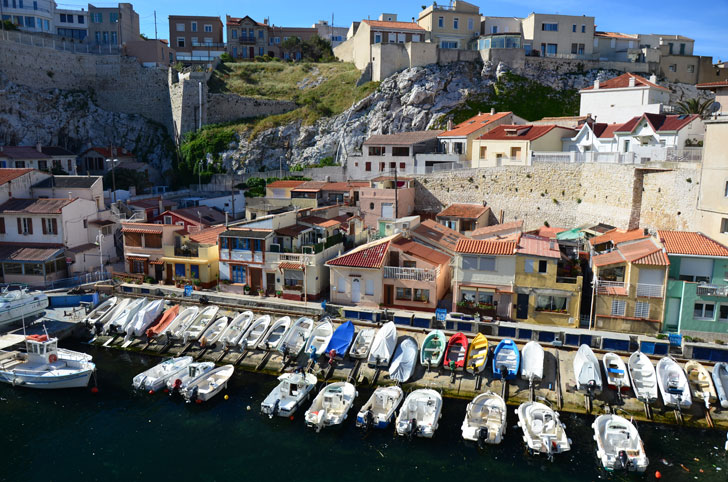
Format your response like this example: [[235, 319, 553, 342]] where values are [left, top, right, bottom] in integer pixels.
[[477, 426, 488, 449], [618, 450, 629, 470]]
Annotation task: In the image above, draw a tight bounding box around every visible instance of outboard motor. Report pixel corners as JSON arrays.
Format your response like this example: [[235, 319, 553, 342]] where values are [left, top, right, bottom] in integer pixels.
[[189, 385, 199, 402], [587, 379, 596, 396], [271, 399, 280, 419], [309, 346, 318, 361], [500, 365, 508, 380], [408, 418, 418, 441], [364, 410, 374, 431], [618, 450, 629, 470], [171, 378, 183, 395], [327, 349, 337, 366], [477, 427, 488, 449]]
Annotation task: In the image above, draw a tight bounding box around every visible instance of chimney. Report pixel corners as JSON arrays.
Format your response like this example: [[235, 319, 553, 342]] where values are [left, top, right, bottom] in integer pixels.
[[628, 76, 636, 87], [36, 141, 42, 153], [264, 18, 268, 25], [593, 79, 600, 89], [649, 73, 657, 84], [68, 191, 72, 200], [446, 119, 453, 130], [490, 107, 496, 115]]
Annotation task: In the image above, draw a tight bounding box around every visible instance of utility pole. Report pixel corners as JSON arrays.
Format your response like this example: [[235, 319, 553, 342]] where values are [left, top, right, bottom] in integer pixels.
[[393, 165, 399, 220], [97, 233, 104, 276], [230, 169, 236, 220], [154, 10, 158, 39]]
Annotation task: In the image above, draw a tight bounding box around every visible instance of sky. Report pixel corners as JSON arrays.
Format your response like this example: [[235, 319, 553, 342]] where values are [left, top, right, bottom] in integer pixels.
[[56, 0, 728, 61]]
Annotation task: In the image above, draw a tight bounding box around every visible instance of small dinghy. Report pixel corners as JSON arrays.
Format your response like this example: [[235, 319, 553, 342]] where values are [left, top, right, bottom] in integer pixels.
[[199, 316, 229, 348], [356, 385, 403, 430], [304, 382, 357, 432], [166, 361, 215, 393], [127, 299, 166, 338], [182, 364, 234, 403], [261, 371, 318, 418], [324, 321, 355, 360], [465, 333, 489, 374], [444, 332, 469, 370], [218, 311, 254, 348], [105, 297, 146, 335], [517, 401, 571, 458], [461, 391, 506, 446], [304, 318, 334, 358], [368, 321, 397, 367], [573, 344, 602, 395], [132, 355, 193, 391], [181, 306, 219, 345], [389, 336, 418, 383], [420, 330, 446, 369], [602, 352, 630, 392], [592, 414, 649, 472], [95, 297, 130, 334], [86, 297, 117, 327], [521, 341, 544, 384], [713, 362, 728, 409], [685, 360, 717, 408], [656, 356, 692, 409], [258, 316, 291, 351], [492, 339, 520, 380], [146, 305, 180, 340], [349, 327, 375, 360], [627, 351, 658, 403], [239, 314, 271, 350], [395, 388, 442, 439], [278, 316, 315, 358], [161, 306, 199, 342]]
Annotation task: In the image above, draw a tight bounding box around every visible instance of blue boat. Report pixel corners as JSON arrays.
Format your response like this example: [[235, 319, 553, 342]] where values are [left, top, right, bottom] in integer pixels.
[[492, 339, 520, 380], [325, 321, 355, 359]]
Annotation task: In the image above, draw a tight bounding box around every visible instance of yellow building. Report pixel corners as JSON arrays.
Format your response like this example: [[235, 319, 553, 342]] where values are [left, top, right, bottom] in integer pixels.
[[471, 124, 576, 167], [417, 1, 480, 49], [437, 111, 524, 162], [161, 226, 225, 288]]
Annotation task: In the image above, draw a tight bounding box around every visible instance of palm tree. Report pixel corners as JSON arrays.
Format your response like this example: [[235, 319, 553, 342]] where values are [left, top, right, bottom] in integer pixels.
[[675, 98, 715, 117]]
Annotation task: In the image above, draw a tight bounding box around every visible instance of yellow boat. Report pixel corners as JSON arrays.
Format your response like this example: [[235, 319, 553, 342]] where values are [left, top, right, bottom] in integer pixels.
[[685, 360, 717, 407], [465, 333, 489, 374]]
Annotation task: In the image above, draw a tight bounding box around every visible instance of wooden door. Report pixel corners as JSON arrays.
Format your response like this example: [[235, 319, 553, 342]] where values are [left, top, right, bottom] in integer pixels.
[[166, 264, 173, 283], [384, 284, 393, 305], [250, 267, 262, 291], [266, 272, 275, 294]]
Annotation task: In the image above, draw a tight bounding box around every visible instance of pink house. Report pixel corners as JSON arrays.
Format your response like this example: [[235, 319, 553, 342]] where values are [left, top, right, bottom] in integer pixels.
[[358, 176, 416, 229]]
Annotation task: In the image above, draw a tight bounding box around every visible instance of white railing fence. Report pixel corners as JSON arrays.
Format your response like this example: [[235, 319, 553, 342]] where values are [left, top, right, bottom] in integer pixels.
[[636, 283, 664, 298], [383, 266, 439, 282]]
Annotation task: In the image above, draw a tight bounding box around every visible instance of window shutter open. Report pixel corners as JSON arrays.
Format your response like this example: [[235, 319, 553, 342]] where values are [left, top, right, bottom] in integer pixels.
[[42, 218, 47, 235], [27, 218, 33, 235], [52, 218, 58, 234], [17, 218, 22, 234]]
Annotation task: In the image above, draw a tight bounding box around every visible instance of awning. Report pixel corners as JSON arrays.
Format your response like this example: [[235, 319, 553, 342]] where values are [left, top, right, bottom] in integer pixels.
[[515, 286, 575, 297], [0, 246, 64, 263], [122, 227, 163, 234], [149, 259, 165, 265], [279, 262, 304, 271], [127, 254, 151, 261], [160, 257, 206, 265]]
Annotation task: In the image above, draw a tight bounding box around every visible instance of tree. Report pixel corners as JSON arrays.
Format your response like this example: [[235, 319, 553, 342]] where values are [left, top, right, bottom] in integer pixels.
[[1, 20, 19, 31], [280, 36, 303, 60], [675, 98, 715, 117]]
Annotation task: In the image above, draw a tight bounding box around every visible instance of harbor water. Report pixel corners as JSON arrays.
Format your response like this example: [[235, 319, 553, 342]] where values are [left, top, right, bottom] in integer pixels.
[[1, 344, 726, 482]]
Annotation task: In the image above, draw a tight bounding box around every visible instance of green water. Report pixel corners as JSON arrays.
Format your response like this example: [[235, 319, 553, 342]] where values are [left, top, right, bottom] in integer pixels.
[[1, 345, 727, 482]]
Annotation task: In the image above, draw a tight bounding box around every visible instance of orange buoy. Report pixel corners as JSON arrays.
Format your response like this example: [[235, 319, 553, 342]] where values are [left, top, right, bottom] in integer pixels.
[[655, 470, 661, 479]]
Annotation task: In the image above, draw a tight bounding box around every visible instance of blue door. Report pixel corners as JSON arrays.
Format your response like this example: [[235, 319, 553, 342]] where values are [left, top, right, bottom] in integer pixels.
[[175, 263, 186, 277], [190, 265, 199, 280], [232, 265, 246, 284]]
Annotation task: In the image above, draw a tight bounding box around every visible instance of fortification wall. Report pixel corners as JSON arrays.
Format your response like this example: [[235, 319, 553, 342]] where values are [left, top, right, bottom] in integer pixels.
[[206, 94, 296, 126], [639, 167, 701, 231]]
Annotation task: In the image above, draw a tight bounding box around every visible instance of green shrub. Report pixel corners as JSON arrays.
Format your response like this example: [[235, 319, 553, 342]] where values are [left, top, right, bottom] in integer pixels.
[[219, 52, 233, 62]]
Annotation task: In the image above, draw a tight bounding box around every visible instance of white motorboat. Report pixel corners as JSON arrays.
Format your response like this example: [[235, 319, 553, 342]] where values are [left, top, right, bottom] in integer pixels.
[[278, 316, 315, 358], [85, 296, 117, 327], [258, 316, 291, 351], [628, 351, 658, 404], [304, 318, 334, 358], [304, 382, 357, 432], [713, 362, 728, 409], [388, 336, 418, 383], [105, 297, 146, 335], [656, 356, 692, 409], [161, 306, 199, 341], [685, 360, 717, 408], [239, 314, 271, 350], [182, 364, 234, 402], [349, 327, 375, 360], [199, 316, 229, 348], [355, 385, 403, 430], [521, 341, 545, 384], [261, 371, 318, 418], [395, 388, 442, 439], [592, 414, 649, 472], [517, 401, 571, 458], [0, 287, 49, 328], [461, 391, 506, 445], [94, 297, 130, 334], [573, 344, 602, 395], [132, 356, 193, 391], [181, 305, 219, 345], [127, 299, 166, 338], [602, 352, 631, 392], [0, 334, 95, 389], [166, 361, 215, 392], [218, 311, 254, 348], [368, 321, 397, 368]]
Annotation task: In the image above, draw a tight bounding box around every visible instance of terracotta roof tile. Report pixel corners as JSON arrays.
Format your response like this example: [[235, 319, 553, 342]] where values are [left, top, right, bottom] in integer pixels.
[[0, 168, 33, 185], [592, 123, 625, 139], [455, 238, 518, 255], [592, 250, 626, 267], [0, 244, 64, 262], [327, 239, 391, 268], [291, 181, 328, 192], [439, 112, 512, 138], [278, 262, 303, 270], [437, 203, 489, 219], [632, 250, 670, 266], [363, 130, 442, 146], [618, 238, 668, 265], [528, 226, 567, 239], [581, 73, 670, 92], [275, 224, 311, 237], [516, 234, 561, 258], [362, 20, 425, 31], [590, 228, 648, 246], [0, 197, 75, 214], [188, 225, 226, 244], [616, 113, 700, 134], [470, 220, 523, 239], [81, 146, 135, 158], [121, 225, 164, 234], [411, 219, 463, 252], [267, 180, 306, 189], [595, 31, 638, 39], [697, 80, 728, 89], [477, 124, 574, 141], [657, 231, 728, 257], [391, 237, 450, 266]]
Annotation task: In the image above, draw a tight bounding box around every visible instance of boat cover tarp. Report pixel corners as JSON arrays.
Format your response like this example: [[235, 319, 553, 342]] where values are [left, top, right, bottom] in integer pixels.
[[390, 337, 418, 383], [326, 321, 355, 355]]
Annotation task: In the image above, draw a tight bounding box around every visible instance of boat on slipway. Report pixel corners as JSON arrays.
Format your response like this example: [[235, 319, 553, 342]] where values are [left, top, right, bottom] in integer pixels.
[[324, 320, 355, 360], [461, 391, 506, 446], [161, 306, 199, 342], [126, 299, 166, 338], [420, 330, 446, 369], [627, 351, 658, 404], [104, 297, 146, 335], [602, 352, 630, 392], [355, 385, 404, 430], [592, 414, 649, 472], [349, 327, 375, 360], [218, 311, 254, 349], [94, 297, 130, 334], [258, 316, 291, 351], [239, 314, 272, 350], [465, 333, 489, 375], [278, 316, 315, 358], [304, 318, 334, 358], [180, 305, 219, 345], [573, 344, 602, 395], [199, 316, 229, 348], [146, 305, 180, 340], [84, 296, 117, 328], [685, 360, 717, 408], [444, 332, 468, 370], [388, 336, 418, 383], [656, 356, 692, 409], [492, 339, 520, 380], [521, 341, 544, 384], [713, 362, 728, 409], [261, 371, 318, 418], [368, 321, 397, 368], [304, 382, 357, 432]]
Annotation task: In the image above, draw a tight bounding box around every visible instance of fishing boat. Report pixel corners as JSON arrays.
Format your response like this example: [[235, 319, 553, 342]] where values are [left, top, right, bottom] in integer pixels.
[[146, 305, 180, 339], [517, 401, 571, 458], [304, 382, 357, 432], [573, 344, 602, 395], [656, 356, 692, 409], [0, 334, 95, 389], [0, 287, 49, 328], [239, 314, 272, 350], [712, 362, 728, 409], [324, 320, 355, 360], [161, 306, 199, 342], [685, 360, 717, 408], [218, 311, 254, 349], [181, 364, 234, 403], [261, 371, 318, 418], [492, 339, 520, 380], [627, 351, 658, 404], [132, 356, 193, 391], [521, 341, 544, 384], [592, 414, 649, 472], [368, 321, 397, 368], [602, 352, 630, 392], [127, 299, 166, 338], [166, 361, 215, 393], [304, 318, 334, 358], [461, 391, 506, 446], [389, 336, 418, 383], [258, 316, 291, 351], [349, 327, 375, 360], [181, 305, 219, 345], [278, 316, 315, 358], [465, 333, 489, 374], [420, 330, 446, 369], [444, 332, 469, 370], [199, 316, 229, 348], [105, 297, 146, 335], [85, 296, 117, 327], [355, 385, 403, 430], [94, 297, 130, 334], [395, 388, 442, 439]]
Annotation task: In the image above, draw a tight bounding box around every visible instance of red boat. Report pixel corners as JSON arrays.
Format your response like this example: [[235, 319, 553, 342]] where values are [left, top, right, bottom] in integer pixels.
[[445, 332, 469, 369], [146, 305, 180, 338]]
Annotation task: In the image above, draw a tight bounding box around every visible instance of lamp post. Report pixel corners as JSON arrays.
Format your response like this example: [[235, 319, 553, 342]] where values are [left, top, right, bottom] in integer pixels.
[[96, 232, 104, 278], [105, 157, 119, 204], [197, 158, 207, 192]]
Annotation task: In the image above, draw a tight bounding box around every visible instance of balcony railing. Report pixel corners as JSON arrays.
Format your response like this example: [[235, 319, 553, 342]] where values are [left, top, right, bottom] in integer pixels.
[[174, 246, 199, 257], [696, 283, 728, 297], [532, 148, 703, 165], [191, 42, 226, 48], [237, 37, 257, 44], [636, 283, 664, 298], [556, 276, 579, 284], [596, 279, 626, 294], [383, 266, 439, 282]]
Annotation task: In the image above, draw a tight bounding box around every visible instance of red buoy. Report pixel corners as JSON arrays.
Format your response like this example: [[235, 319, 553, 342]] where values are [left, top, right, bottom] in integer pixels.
[[290, 416, 294, 421], [148, 390, 154, 395], [164, 389, 169, 393], [655, 471, 661, 479], [90, 387, 99, 394], [195, 399, 202, 404]]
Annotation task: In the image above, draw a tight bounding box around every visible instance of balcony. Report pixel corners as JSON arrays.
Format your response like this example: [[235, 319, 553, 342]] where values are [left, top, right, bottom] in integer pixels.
[[272, 252, 315, 267], [696, 283, 728, 297], [383, 266, 439, 282], [174, 245, 199, 258], [556, 276, 579, 284], [191, 42, 226, 48], [237, 37, 257, 45], [636, 283, 664, 298], [596, 279, 626, 295]]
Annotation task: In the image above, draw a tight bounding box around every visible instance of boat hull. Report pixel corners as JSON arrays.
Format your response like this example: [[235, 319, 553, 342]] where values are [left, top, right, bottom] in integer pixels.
[[0, 367, 94, 389]]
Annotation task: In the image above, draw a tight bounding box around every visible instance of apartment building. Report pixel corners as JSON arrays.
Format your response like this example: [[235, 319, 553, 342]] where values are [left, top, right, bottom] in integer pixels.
[[266, 25, 318, 60], [169, 15, 224, 60], [0, 168, 45, 205], [578, 73, 671, 124], [88, 3, 139, 46], [125, 38, 176, 67], [313, 20, 347, 48], [593, 32, 639, 62], [521, 13, 595, 58], [437, 111, 524, 162], [471, 125, 576, 167], [1, 0, 54, 33], [358, 177, 416, 229], [0, 145, 77, 174], [436, 203, 493, 235], [417, 1, 480, 49], [225, 15, 268, 59], [348, 131, 443, 179], [161, 225, 224, 288], [55, 7, 88, 41], [122, 222, 184, 279]]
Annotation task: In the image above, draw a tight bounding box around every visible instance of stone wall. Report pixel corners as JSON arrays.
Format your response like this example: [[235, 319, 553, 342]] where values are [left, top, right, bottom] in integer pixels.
[[639, 167, 701, 231], [206, 93, 296, 125]]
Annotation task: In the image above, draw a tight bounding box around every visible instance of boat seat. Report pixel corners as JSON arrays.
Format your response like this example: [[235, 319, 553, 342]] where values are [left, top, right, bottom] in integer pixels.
[[531, 419, 544, 433]]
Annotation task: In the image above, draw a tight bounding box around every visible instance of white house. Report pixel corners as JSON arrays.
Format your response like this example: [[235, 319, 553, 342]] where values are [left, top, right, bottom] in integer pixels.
[[579, 73, 671, 124], [0, 145, 78, 174]]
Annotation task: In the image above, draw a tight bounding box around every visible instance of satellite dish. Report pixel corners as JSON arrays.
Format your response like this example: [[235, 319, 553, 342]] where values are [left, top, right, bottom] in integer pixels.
[[710, 101, 721, 113]]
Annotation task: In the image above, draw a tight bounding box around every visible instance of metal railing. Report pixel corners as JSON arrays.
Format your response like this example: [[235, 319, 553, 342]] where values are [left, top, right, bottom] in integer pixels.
[[555, 276, 579, 284], [696, 283, 728, 297], [191, 42, 226, 48], [636, 283, 664, 298], [596, 279, 626, 294], [383, 266, 439, 282], [1, 30, 120, 54], [40, 271, 112, 290], [532, 147, 703, 165]]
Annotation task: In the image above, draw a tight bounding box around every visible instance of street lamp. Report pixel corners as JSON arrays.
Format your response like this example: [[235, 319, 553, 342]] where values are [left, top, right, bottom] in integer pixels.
[[95, 232, 105, 278], [197, 158, 207, 192], [105, 158, 119, 204]]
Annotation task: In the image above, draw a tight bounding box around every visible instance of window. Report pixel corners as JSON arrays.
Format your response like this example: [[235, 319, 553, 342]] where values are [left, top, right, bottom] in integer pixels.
[[14, 161, 25, 169], [110, 32, 117, 45], [132, 260, 145, 274], [17, 217, 32, 235], [204, 24, 212, 33], [611, 300, 626, 316], [95, 32, 100, 44], [177, 37, 185, 48], [623, 139, 630, 152], [669, 64, 677, 72], [721, 218, 728, 234], [542, 23, 558, 31], [687, 65, 694, 73], [441, 40, 458, 49], [462, 256, 478, 270], [581, 25, 586, 33], [190, 21, 197, 32], [125, 232, 142, 247], [337, 276, 346, 293], [176, 23, 185, 32], [694, 302, 715, 320], [374, 33, 382, 43], [365, 162, 371, 172], [414, 288, 430, 302], [60, 14, 67, 23], [453, 18, 459, 30], [191, 37, 199, 45], [438, 16, 443, 28], [163, 215, 172, 225], [78, 15, 84, 24], [231, 265, 246, 284], [258, 29, 264, 39], [679, 43, 685, 55], [109, 12, 118, 23], [668, 42, 674, 55], [397, 33, 405, 43], [571, 43, 578, 54], [546, 43, 557, 55], [538, 260, 548, 273], [578, 44, 585, 55], [491, 25, 498, 34], [479, 146, 487, 159], [369, 202, 374, 210], [477, 291, 493, 304], [412, 34, 420, 42], [38, 160, 47, 171], [468, 18, 473, 30], [479, 256, 496, 271], [388, 32, 396, 43], [572, 24, 576, 33], [368, 146, 384, 156], [396, 287, 412, 300], [91, 13, 102, 23], [3, 263, 22, 275], [232, 29, 237, 39], [284, 269, 303, 288], [510, 146, 521, 160], [536, 295, 567, 312], [678, 257, 712, 283], [145, 234, 162, 249], [392, 146, 409, 157], [719, 305, 728, 322], [365, 279, 374, 296], [635, 301, 651, 319], [190, 265, 199, 279], [42, 218, 58, 235]]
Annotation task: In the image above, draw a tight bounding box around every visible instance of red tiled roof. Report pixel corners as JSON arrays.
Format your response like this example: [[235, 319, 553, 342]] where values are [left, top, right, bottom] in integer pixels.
[[81, 146, 134, 158], [159, 206, 226, 226], [657, 231, 728, 257], [697, 80, 728, 89], [299, 215, 328, 225], [121, 223, 164, 234], [590, 228, 647, 246], [279, 262, 303, 271], [149, 259, 164, 265], [323, 181, 367, 191], [291, 181, 328, 192], [411, 219, 464, 252], [595, 31, 638, 40], [226, 15, 266, 27], [0, 168, 33, 185], [0, 197, 75, 214], [455, 238, 518, 255], [275, 224, 311, 237], [362, 19, 425, 31], [327, 239, 390, 268], [267, 180, 306, 189], [189, 225, 226, 244], [391, 237, 450, 266], [592, 123, 625, 139], [439, 112, 512, 137], [477, 124, 574, 141], [437, 203, 489, 219], [616, 113, 700, 134], [581, 73, 670, 92], [633, 250, 670, 266], [592, 250, 625, 267], [516, 234, 561, 258], [0, 243, 64, 262], [470, 220, 524, 239], [594, 238, 669, 267], [528, 226, 567, 239]]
